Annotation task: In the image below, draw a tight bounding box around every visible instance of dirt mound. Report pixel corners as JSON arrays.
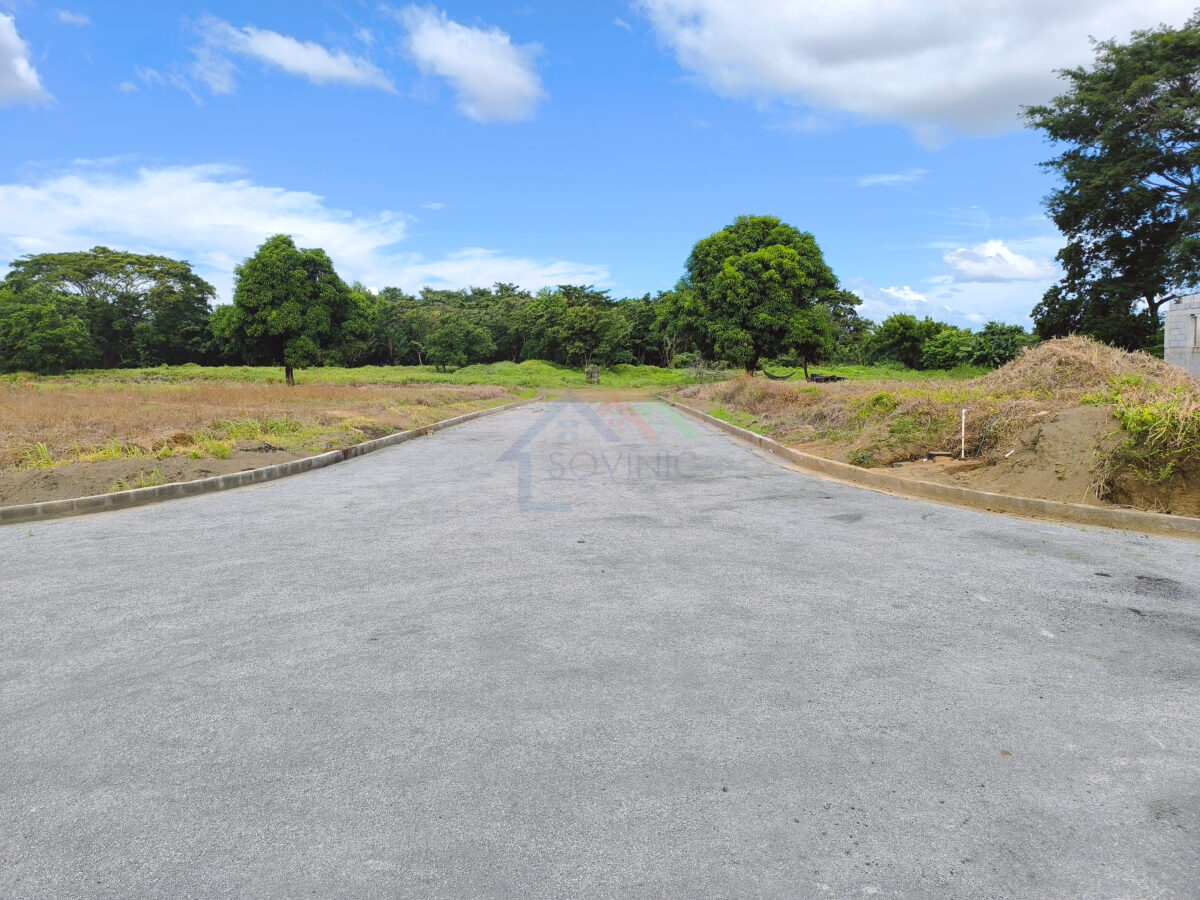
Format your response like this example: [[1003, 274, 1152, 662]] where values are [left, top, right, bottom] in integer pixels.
[[977, 335, 1193, 398]]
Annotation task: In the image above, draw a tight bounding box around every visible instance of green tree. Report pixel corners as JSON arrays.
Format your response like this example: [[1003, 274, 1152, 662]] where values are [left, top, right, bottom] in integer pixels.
[[373, 287, 416, 365], [969, 321, 1033, 367], [682, 215, 840, 372], [1023, 14, 1200, 349], [0, 284, 98, 373], [869, 314, 944, 368], [425, 316, 496, 371], [920, 327, 973, 370], [478, 283, 532, 362], [2, 246, 215, 366], [336, 283, 385, 366], [616, 296, 661, 366], [786, 305, 837, 379], [555, 302, 630, 367], [217, 234, 354, 385]]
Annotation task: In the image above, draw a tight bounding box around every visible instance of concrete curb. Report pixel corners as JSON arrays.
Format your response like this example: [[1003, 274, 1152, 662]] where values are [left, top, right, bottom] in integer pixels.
[[0, 397, 535, 526], [659, 395, 1200, 541]]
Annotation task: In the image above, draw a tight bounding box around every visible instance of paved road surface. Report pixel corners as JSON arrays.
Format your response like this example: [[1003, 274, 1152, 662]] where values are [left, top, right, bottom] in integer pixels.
[[2, 400, 1198, 898]]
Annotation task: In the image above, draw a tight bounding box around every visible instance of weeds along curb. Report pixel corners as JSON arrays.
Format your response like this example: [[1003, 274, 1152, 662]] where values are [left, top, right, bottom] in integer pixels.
[[658, 395, 1200, 542], [0, 397, 536, 526]]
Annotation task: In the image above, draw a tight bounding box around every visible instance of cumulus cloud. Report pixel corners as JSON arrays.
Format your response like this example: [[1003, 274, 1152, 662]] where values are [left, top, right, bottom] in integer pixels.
[[943, 239, 1057, 282], [634, 0, 1195, 136], [851, 278, 1042, 328], [54, 10, 91, 26], [0, 13, 51, 105], [857, 169, 927, 188], [190, 16, 395, 92], [849, 281, 939, 323], [390, 249, 608, 292], [0, 163, 606, 300], [397, 5, 545, 122]]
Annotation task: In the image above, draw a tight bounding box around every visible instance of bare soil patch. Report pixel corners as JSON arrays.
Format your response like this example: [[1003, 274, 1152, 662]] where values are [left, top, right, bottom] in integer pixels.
[[887, 406, 1123, 507], [0, 446, 305, 506]]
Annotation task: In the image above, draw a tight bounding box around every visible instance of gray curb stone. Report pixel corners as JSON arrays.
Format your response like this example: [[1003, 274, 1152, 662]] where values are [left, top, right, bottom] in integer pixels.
[[660, 394, 1200, 541], [0, 397, 535, 526]]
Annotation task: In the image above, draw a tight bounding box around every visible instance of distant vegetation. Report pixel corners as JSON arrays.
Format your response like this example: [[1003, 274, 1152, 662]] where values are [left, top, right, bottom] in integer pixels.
[[0, 224, 1033, 379]]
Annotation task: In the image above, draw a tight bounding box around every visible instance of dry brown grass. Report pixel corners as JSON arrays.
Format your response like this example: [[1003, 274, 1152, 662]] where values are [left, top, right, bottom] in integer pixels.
[[679, 336, 1200, 469], [975, 335, 1192, 397], [0, 380, 514, 468]]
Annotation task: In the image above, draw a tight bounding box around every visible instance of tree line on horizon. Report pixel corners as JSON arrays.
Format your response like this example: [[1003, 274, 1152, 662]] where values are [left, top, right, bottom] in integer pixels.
[[0, 231, 1030, 378]]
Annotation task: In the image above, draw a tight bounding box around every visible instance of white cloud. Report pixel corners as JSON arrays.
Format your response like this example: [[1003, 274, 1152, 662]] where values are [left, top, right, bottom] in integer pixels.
[[0, 13, 50, 105], [186, 16, 395, 95], [389, 249, 608, 293], [0, 162, 607, 300], [857, 169, 927, 188], [851, 279, 1041, 328], [421, 201, 446, 210], [634, 0, 1196, 136], [54, 10, 90, 26], [850, 281, 936, 323], [943, 239, 1057, 282], [614, 17, 634, 32], [880, 285, 927, 305], [398, 5, 545, 122]]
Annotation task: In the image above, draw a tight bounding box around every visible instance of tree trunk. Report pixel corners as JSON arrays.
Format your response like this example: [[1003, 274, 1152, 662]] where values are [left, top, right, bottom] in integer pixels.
[[285, 365, 295, 387], [1147, 295, 1164, 334], [803, 359, 810, 380]]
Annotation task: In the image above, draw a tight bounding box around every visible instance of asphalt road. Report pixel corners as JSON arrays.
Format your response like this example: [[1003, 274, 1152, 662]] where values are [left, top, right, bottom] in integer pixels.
[[2, 399, 1198, 899]]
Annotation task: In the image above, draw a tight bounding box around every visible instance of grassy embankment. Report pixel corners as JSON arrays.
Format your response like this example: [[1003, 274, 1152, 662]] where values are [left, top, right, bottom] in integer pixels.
[[0, 361, 702, 476], [680, 337, 1200, 493]]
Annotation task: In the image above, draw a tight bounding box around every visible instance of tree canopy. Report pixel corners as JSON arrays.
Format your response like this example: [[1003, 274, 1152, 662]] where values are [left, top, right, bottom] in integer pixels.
[[214, 234, 355, 385], [678, 215, 847, 371], [1023, 13, 1200, 350], [0, 246, 215, 370]]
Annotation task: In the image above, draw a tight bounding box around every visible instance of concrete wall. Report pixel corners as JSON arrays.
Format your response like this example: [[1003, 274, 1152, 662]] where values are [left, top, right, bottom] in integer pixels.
[[1164, 293, 1200, 377]]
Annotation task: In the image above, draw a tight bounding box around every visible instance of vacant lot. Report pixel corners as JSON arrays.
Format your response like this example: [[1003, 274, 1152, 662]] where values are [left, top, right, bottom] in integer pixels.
[[0, 361, 716, 505], [0, 377, 521, 504], [673, 338, 1200, 515]]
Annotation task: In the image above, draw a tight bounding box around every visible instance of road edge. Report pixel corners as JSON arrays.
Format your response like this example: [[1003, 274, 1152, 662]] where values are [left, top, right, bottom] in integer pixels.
[[0, 396, 537, 526], [658, 394, 1200, 541]]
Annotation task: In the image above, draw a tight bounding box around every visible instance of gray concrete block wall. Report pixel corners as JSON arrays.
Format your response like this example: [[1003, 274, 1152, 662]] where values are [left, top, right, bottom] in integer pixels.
[[1164, 293, 1200, 377]]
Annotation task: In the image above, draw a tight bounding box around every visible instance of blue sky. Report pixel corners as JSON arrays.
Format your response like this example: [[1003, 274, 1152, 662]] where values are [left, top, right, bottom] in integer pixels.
[[1, 1, 1195, 328]]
